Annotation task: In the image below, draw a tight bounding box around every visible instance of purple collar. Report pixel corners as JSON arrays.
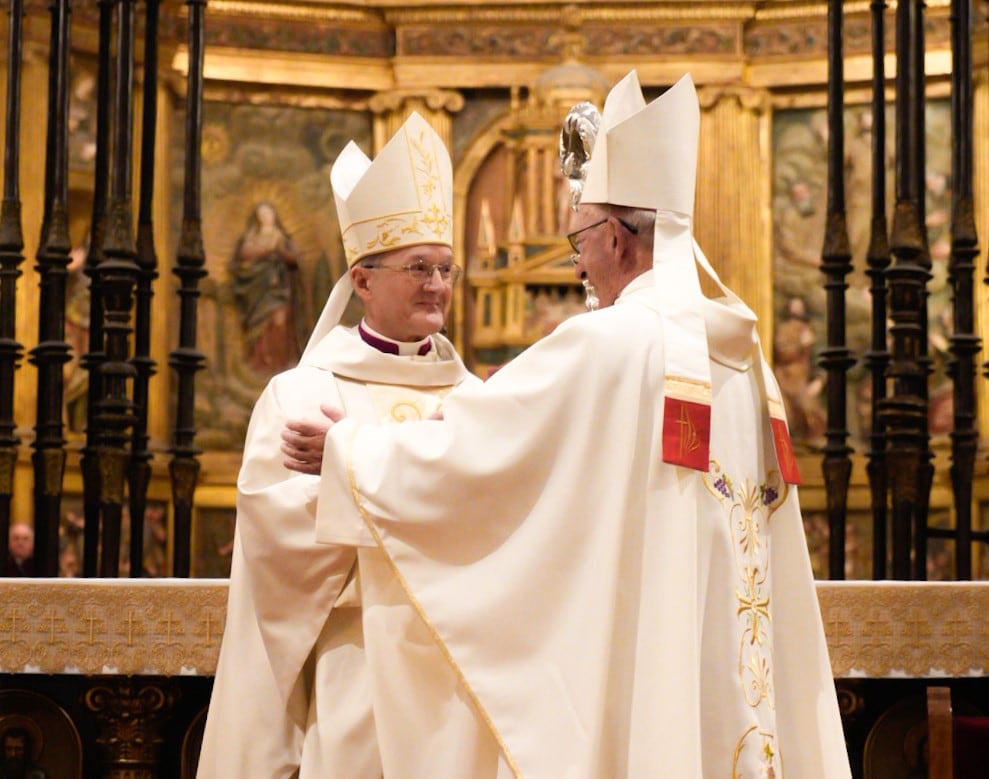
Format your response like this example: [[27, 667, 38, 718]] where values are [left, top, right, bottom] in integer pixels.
[[359, 322, 432, 356]]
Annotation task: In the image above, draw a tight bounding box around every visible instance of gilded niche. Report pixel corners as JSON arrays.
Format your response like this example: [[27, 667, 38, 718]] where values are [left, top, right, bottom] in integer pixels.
[[458, 60, 611, 373]]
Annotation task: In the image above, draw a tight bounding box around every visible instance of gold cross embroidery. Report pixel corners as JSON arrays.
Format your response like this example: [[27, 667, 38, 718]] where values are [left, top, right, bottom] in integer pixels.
[[421, 204, 449, 237], [677, 403, 700, 457], [736, 566, 771, 645]]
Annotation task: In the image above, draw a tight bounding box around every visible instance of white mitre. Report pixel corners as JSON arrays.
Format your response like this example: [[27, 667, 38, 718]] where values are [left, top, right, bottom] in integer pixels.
[[302, 112, 454, 360], [332, 112, 453, 266], [579, 70, 697, 215], [573, 71, 799, 482], [577, 71, 713, 472]]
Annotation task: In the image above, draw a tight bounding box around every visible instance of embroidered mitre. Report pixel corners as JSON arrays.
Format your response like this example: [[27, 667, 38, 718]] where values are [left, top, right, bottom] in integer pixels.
[[579, 70, 698, 215], [302, 113, 454, 360], [331, 111, 453, 266], [566, 72, 798, 483]]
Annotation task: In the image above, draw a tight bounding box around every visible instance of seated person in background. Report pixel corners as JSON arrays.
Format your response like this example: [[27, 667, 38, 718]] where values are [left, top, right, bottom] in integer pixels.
[[5, 523, 35, 577]]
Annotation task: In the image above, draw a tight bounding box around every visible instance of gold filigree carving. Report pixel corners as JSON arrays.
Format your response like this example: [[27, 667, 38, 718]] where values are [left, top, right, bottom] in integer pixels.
[[368, 89, 465, 116], [399, 22, 738, 58], [207, 0, 380, 25], [85, 680, 175, 770], [752, 0, 950, 21], [385, 5, 757, 25], [697, 84, 771, 113]]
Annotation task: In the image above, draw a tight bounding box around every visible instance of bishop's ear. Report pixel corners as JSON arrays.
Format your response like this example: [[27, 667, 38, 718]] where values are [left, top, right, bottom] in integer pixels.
[[351, 267, 373, 300], [610, 217, 624, 251]]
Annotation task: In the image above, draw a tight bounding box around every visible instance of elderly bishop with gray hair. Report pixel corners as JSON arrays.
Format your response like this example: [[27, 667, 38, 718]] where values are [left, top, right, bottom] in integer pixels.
[[284, 71, 851, 778]]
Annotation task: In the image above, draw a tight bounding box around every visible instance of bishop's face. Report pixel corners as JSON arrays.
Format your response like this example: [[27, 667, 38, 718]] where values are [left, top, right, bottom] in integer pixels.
[[568, 206, 628, 309], [352, 243, 454, 342]]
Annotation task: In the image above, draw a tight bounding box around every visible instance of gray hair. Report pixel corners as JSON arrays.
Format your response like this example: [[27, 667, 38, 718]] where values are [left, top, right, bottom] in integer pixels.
[[600, 205, 655, 251]]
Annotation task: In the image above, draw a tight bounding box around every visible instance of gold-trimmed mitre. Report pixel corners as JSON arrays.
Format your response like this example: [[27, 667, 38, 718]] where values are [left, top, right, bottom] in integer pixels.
[[331, 111, 453, 267], [579, 71, 698, 215], [567, 70, 800, 483]]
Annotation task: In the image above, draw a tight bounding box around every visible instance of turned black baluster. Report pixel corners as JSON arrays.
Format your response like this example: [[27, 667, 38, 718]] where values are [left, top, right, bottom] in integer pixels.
[[942, 0, 981, 579], [882, 0, 931, 580], [0, 0, 26, 575], [866, 0, 892, 580], [127, 0, 162, 577], [30, 0, 74, 576], [982, 0, 989, 568], [820, 0, 855, 581], [81, 0, 115, 577], [95, 0, 139, 577], [911, 0, 934, 581], [168, 0, 208, 577]]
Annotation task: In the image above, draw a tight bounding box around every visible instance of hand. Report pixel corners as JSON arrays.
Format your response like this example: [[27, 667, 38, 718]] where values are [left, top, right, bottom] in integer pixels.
[[281, 404, 345, 474]]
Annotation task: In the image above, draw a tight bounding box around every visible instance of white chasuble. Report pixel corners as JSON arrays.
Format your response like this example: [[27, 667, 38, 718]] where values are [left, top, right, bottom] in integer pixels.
[[317, 277, 851, 779], [198, 326, 475, 779]]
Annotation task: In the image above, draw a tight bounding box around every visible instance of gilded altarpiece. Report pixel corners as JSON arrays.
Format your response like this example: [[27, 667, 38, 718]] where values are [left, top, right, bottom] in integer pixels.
[[452, 79, 776, 379], [456, 90, 588, 374], [180, 103, 372, 451], [4, 4, 989, 778], [2, 3, 989, 777]]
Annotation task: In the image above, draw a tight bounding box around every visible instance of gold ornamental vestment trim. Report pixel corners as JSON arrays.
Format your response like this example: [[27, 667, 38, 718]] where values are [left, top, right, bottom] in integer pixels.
[[341, 426, 525, 779]]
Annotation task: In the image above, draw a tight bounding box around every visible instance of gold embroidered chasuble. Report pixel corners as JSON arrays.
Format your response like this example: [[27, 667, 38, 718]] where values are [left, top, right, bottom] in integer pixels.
[[317, 275, 851, 778]]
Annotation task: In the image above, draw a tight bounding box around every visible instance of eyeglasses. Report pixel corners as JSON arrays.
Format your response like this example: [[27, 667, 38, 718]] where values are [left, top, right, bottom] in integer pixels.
[[566, 216, 639, 254], [366, 261, 463, 284]]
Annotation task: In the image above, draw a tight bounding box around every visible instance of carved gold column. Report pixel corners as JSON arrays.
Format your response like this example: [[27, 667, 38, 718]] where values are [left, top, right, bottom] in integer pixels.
[[367, 88, 464, 152], [11, 42, 47, 527], [148, 84, 175, 449], [84, 679, 177, 777], [695, 85, 773, 347], [974, 70, 989, 440]]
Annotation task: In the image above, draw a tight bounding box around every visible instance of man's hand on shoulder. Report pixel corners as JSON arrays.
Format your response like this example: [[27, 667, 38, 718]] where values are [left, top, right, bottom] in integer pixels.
[[281, 404, 345, 474]]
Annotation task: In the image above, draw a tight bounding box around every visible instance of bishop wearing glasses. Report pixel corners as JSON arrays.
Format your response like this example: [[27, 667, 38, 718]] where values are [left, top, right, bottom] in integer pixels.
[[281, 71, 850, 779], [198, 113, 494, 778]]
